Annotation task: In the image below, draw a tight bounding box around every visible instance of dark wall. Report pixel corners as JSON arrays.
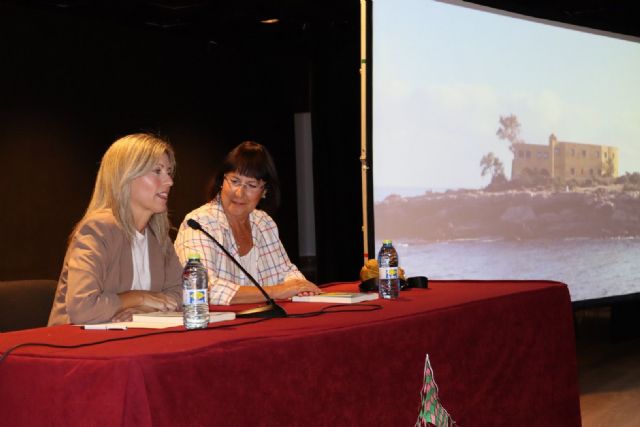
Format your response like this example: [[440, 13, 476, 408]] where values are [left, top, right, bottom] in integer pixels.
[[309, 20, 363, 283], [0, 3, 362, 283]]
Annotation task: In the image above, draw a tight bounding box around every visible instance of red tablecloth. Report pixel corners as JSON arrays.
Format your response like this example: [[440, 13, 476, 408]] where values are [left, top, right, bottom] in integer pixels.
[[0, 281, 581, 426]]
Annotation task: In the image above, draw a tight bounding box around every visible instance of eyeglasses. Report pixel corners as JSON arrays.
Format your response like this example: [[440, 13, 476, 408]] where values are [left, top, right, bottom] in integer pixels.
[[224, 175, 265, 195]]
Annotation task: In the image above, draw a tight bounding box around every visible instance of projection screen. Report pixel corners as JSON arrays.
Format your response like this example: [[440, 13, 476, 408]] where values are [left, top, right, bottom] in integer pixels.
[[370, 0, 640, 302]]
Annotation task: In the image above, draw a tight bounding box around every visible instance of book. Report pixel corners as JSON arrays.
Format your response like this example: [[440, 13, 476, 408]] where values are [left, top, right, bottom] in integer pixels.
[[291, 292, 379, 304], [131, 311, 236, 326], [77, 311, 237, 330]]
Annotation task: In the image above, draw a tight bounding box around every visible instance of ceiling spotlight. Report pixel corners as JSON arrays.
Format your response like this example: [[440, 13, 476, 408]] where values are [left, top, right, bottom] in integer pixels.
[[260, 18, 280, 24]]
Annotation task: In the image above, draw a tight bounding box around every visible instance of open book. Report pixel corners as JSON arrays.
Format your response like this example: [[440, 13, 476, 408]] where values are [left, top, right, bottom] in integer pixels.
[[291, 292, 379, 304]]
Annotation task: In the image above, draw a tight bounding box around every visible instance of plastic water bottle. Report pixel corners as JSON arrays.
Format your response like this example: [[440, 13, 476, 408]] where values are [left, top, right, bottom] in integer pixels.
[[182, 253, 209, 329], [378, 240, 400, 299]]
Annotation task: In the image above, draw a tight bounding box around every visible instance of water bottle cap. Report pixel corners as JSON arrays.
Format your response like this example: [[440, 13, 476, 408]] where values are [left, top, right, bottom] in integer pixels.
[[187, 253, 201, 261], [382, 239, 392, 245]]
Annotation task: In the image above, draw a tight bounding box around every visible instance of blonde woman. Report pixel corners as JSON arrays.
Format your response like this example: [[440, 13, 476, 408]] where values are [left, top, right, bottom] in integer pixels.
[[48, 134, 182, 326]]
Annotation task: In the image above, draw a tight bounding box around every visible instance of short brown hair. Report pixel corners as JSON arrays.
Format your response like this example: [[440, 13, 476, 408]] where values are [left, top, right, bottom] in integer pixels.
[[208, 141, 280, 215]]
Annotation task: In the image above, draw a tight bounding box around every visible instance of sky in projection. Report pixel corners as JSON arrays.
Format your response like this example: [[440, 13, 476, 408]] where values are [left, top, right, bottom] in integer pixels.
[[373, 0, 640, 196]]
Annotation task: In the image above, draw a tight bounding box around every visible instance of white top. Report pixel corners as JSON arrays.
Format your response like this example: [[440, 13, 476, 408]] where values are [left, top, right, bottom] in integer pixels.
[[237, 246, 259, 285], [131, 229, 151, 291]]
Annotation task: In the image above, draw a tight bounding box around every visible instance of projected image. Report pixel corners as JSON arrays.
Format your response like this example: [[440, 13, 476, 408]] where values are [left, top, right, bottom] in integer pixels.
[[372, 0, 640, 301]]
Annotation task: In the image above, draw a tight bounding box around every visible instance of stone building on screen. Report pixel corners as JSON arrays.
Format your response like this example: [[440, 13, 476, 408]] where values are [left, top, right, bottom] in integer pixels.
[[511, 134, 618, 181]]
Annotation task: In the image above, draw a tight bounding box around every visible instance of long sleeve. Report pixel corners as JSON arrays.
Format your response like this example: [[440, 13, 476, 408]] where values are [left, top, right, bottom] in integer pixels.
[[174, 217, 240, 305], [252, 214, 306, 285], [50, 214, 125, 325]]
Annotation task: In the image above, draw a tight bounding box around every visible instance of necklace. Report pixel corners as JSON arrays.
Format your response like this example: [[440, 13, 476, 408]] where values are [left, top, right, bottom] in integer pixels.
[[230, 221, 253, 256]]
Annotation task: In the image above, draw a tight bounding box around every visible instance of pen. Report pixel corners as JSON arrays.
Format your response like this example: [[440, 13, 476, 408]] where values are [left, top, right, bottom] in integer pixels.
[[82, 324, 128, 330]]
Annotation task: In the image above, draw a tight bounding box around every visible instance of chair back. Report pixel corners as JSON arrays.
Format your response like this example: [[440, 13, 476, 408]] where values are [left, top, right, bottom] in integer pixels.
[[0, 280, 57, 332]]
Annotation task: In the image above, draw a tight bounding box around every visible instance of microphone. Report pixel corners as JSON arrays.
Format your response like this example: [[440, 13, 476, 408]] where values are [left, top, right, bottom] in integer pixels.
[[186, 218, 287, 318]]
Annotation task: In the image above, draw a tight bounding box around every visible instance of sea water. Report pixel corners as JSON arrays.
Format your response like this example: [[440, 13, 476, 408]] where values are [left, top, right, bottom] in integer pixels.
[[386, 237, 640, 302]]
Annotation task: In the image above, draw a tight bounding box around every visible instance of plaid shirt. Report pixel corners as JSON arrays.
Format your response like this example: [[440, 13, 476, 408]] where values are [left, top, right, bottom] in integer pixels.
[[174, 198, 305, 305]]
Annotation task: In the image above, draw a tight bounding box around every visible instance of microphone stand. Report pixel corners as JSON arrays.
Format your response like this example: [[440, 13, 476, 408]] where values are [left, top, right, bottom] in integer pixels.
[[187, 219, 287, 318]]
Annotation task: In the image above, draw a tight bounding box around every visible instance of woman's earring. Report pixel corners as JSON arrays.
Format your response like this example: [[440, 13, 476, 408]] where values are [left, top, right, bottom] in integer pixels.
[[262, 190, 267, 199]]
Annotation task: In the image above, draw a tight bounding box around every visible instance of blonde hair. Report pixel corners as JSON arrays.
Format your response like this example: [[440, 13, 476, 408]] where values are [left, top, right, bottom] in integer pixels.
[[73, 133, 176, 250]]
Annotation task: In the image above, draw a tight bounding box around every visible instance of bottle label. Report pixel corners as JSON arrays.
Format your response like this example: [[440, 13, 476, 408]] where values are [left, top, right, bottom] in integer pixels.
[[183, 289, 208, 305], [379, 267, 399, 280]]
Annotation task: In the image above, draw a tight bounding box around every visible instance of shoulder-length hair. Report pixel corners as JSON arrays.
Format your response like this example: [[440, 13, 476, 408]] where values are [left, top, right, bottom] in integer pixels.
[[208, 141, 280, 215], [73, 133, 176, 250]]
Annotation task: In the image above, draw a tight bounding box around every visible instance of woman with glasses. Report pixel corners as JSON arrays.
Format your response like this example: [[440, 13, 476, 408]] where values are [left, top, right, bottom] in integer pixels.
[[48, 134, 182, 326], [174, 141, 320, 305]]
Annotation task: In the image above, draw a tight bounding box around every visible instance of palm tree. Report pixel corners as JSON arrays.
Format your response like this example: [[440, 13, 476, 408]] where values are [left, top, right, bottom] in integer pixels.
[[496, 114, 525, 152]]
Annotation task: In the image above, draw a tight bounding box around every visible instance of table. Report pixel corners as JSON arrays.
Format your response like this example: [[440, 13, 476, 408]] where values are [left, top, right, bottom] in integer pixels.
[[0, 281, 581, 426]]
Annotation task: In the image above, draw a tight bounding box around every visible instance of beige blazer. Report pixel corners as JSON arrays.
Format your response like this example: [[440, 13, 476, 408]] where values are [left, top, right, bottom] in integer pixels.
[[48, 210, 183, 326]]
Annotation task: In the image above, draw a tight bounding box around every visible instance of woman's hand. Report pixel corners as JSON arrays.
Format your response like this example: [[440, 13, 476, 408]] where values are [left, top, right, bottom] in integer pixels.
[[230, 279, 321, 304], [111, 306, 156, 322], [118, 290, 179, 313], [113, 292, 179, 321], [139, 291, 179, 311], [270, 279, 322, 300]]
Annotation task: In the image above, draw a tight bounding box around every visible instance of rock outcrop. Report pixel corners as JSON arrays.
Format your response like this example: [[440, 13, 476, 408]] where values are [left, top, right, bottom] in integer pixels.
[[375, 188, 640, 241]]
